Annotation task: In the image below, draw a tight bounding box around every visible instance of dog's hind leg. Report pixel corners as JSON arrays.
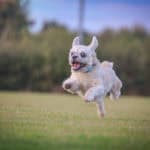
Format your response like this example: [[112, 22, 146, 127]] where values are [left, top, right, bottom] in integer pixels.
[[110, 78, 122, 100]]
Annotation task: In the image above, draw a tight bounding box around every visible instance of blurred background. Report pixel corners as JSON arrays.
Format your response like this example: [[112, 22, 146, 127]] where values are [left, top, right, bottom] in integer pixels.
[[0, 0, 149, 95]]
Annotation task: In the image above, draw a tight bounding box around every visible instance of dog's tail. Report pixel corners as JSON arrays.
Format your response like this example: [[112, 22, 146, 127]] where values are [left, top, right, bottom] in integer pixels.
[[101, 61, 114, 68]]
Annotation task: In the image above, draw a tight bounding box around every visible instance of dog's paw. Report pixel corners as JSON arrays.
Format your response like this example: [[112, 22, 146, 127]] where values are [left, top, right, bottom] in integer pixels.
[[62, 82, 72, 90], [84, 93, 95, 102], [64, 83, 72, 89], [100, 112, 105, 118], [97, 112, 105, 118]]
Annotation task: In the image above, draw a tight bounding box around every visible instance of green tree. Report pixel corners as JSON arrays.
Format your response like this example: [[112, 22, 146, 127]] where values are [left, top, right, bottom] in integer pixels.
[[0, 0, 31, 40]]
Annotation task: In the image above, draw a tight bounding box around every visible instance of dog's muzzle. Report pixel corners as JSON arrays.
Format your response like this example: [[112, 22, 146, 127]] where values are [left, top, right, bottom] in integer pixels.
[[71, 60, 86, 71]]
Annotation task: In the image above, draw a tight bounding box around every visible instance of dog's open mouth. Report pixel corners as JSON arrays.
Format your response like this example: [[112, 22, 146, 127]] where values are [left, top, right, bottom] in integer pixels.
[[72, 61, 86, 71]]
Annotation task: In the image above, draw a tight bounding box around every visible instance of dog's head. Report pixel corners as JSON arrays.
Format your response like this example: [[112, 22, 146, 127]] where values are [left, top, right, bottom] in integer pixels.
[[69, 36, 99, 72]]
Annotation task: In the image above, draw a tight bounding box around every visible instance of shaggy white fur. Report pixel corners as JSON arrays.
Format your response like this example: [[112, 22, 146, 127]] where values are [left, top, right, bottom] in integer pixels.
[[62, 36, 122, 118]]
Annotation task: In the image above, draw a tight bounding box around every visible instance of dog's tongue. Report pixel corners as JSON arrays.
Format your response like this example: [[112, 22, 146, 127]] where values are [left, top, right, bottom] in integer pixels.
[[72, 62, 80, 70]]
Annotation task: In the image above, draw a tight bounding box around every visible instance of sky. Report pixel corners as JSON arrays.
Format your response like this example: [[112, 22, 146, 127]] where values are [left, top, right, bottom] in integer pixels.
[[29, 0, 150, 33]]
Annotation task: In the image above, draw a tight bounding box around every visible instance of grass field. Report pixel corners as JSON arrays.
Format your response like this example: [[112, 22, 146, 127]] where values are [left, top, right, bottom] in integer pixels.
[[0, 92, 150, 150]]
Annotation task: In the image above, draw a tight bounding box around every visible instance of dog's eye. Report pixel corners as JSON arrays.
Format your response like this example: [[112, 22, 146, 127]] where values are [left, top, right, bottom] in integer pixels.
[[80, 52, 86, 57]]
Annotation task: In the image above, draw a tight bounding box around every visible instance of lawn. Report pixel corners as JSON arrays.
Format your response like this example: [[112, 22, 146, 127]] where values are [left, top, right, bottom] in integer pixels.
[[0, 92, 150, 150]]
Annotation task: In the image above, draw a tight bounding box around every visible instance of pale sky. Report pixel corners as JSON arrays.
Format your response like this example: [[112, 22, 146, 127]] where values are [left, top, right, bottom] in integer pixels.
[[29, 0, 150, 33]]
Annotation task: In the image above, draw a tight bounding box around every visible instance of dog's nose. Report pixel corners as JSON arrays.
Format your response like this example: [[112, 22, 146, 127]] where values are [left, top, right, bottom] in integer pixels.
[[72, 55, 78, 59]]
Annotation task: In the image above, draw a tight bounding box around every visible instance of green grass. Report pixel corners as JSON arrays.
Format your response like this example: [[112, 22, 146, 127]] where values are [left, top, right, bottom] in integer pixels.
[[0, 92, 150, 150]]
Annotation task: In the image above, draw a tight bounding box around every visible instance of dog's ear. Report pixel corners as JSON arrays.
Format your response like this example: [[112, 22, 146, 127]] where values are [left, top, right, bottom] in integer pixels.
[[72, 36, 80, 47], [88, 36, 98, 51]]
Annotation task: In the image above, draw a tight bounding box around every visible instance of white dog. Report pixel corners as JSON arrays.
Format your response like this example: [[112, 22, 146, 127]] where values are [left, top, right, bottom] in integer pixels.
[[62, 36, 122, 117]]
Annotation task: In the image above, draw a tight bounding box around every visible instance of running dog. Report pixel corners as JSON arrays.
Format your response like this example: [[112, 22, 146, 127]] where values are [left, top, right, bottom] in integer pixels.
[[62, 36, 122, 117]]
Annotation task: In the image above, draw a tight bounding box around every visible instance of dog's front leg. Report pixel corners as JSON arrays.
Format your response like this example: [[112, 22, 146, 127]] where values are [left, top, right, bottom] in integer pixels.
[[62, 78, 79, 94], [84, 85, 106, 117], [84, 85, 105, 102], [96, 100, 105, 117]]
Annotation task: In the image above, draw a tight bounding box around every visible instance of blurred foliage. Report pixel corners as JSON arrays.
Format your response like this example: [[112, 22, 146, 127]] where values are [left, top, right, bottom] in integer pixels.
[[0, 1, 149, 95], [0, 0, 31, 40]]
